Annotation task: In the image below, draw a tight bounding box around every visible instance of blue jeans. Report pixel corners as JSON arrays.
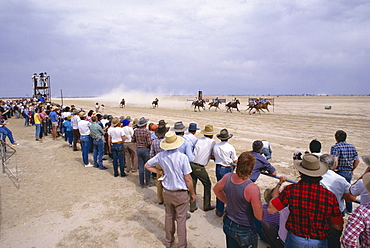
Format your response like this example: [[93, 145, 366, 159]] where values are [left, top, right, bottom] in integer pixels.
[[35, 124, 41, 138], [65, 131, 73, 146], [284, 232, 327, 248], [263, 148, 272, 160], [112, 143, 125, 176], [223, 216, 258, 248], [93, 138, 104, 168], [137, 147, 151, 186], [0, 126, 15, 143], [216, 164, 233, 213], [336, 170, 353, 213], [24, 116, 29, 126], [80, 135, 90, 165]]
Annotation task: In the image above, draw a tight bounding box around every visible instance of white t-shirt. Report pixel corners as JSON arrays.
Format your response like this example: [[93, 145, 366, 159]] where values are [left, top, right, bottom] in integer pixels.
[[193, 136, 216, 166], [350, 179, 370, 205], [213, 141, 237, 167], [320, 170, 350, 212], [108, 126, 125, 143], [147, 149, 191, 191], [78, 120, 91, 135], [122, 126, 134, 142]]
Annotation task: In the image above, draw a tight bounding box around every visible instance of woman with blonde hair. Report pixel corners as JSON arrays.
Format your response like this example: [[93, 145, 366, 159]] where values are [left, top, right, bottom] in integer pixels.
[[214, 151, 263, 248]]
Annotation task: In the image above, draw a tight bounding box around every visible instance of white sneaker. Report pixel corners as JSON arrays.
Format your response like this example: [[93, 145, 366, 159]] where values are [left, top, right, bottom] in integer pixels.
[[84, 163, 94, 168]]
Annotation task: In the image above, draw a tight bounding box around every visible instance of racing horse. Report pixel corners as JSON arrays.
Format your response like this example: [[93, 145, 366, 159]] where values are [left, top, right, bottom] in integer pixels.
[[152, 98, 159, 108], [119, 99, 125, 108], [246, 101, 271, 114], [208, 100, 222, 111], [192, 99, 206, 112], [226, 99, 240, 113], [260, 101, 271, 112]]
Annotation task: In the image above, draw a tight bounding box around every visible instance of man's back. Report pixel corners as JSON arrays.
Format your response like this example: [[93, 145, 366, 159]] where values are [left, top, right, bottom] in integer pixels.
[[193, 136, 215, 166], [331, 141, 358, 170]]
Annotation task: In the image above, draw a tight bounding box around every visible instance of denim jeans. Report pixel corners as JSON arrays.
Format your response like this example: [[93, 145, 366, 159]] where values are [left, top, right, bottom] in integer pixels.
[[0, 126, 15, 144], [223, 216, 258, 248], [24, 116, 29, 126], [284, 232, 327, 248], [216, 164, 232, 213], [80, 135, 90, 165], [335, 170, 353, 213], [65, 131, 73, 146], [35, 124, 41, 138], [112, 143, 125, 176], [93, 138, 104, 168], [137, 147, 151, 186]]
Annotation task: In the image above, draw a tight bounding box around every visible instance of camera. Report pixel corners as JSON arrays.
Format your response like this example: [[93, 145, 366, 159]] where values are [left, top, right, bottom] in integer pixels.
[[293, 152, 302, 160]]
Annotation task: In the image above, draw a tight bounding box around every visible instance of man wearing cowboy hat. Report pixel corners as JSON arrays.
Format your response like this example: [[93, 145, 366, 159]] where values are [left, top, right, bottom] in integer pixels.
[[78, 112, 93, 167], [48, 105, 60, 140], [268, 154, 343, 247], [145, 131, 196, 248], [190, 124, 217, 213], [122, 118, 138, 173], [132, 117, 153, 187], [341, 172, 370, 248], [213, 128, 237, 217], [349, 155, 370, 205], [171, 121, 194, 162]]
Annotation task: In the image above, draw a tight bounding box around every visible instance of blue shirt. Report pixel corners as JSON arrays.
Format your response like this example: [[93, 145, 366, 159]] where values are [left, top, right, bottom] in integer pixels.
[[330, 141, 358, 171], [49, 111, 58, 122], [250, 151, 276, 182], [177, 135, 195, 162]]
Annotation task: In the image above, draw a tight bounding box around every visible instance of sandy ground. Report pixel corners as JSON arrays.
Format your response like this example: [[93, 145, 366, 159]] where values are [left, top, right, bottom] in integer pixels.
[[1, 95, 369, 248]]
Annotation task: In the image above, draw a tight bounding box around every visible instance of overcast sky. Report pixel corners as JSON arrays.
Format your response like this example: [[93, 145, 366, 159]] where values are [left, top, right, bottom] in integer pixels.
[[1, 0, 369, 97]]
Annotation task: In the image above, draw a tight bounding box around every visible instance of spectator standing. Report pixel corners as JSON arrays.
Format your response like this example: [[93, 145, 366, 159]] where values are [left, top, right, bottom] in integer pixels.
[[213, 128, 237, 217], [145, 131, 196, 248], [184, 123, 199, 151], [132, 117, 152, 187], [122, 119, 138, 173], [190, 124, 216, 213], [63, 115, 73, 147], [71, 109, 80, 151], [331, 130, 360, 214], [213, 152, 263, 248], [350, 155, 370, 205], [268, 154, 344, 247], [90, 116, 107, 170], [108, 117, 126, 177], [78, 112, 93, 167]]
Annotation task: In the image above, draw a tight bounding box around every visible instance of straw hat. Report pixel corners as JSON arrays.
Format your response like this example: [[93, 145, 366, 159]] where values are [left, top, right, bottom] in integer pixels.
[[79, 112, 86, 118], [67, 115, 73, 121], [217, 129, 233, 141], [111, 117, 120, 127], [201, 124, 216, 135], [160, 131, 184, 150], [294, 154, 328, 177], [363, 172, 370, 194], [362, 155, 370, 167], [170, 121, 188, 133]]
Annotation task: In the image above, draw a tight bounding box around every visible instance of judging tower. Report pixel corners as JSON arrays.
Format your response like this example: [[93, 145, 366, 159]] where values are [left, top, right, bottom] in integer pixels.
[[32, 72, 51, 102]]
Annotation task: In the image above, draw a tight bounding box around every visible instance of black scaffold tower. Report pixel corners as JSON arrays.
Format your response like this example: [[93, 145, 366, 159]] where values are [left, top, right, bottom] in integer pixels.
[[32, 72, 51, 102]]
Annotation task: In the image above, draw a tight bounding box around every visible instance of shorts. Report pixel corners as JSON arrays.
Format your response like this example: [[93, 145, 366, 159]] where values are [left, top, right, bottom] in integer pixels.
[[52, 121, 58, 127]]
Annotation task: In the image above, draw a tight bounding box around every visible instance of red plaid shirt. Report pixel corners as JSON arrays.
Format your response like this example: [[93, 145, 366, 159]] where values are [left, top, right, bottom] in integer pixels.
[[271, 180, 343, 239], [341, 202, 370, 248], [132, 127, 152, 148]]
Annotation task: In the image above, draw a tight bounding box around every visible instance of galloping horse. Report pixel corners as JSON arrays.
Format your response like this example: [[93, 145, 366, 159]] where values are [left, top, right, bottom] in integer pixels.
[[152, 98, 159, 108], [226, 99, 240, 113], [246, 101, 271, 114], [260, 101, 271, 112], [192, 99, 206, 112], [208, 100, 222, 111], [119, 99, 125, 108]]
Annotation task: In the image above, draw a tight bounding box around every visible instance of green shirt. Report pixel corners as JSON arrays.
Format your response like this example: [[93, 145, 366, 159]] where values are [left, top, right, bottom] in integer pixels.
[[89, 122, 105, 140]]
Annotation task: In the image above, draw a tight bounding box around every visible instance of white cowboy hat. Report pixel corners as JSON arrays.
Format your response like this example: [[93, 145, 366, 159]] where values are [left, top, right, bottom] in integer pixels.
[[294, 154, 328, 177], [160, 131, 184, 150]]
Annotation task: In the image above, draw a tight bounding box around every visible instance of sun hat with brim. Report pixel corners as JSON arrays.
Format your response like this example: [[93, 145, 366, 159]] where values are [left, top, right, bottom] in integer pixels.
[[155, 125, 169, 138], [217, 129, 233, 141], [79, 112, 86, 118], [188, 123, 200, 131], [294, 154, 328, 177], [363, 173, 370, 194], [137, 117, 149, 127], [201, 124, 217, 135], [111, 117, 121, 127], [362, 155, 370, 167], [160, 131, 184, 150], [158, 120, 167, 126], [170, 121, 188, 132]]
